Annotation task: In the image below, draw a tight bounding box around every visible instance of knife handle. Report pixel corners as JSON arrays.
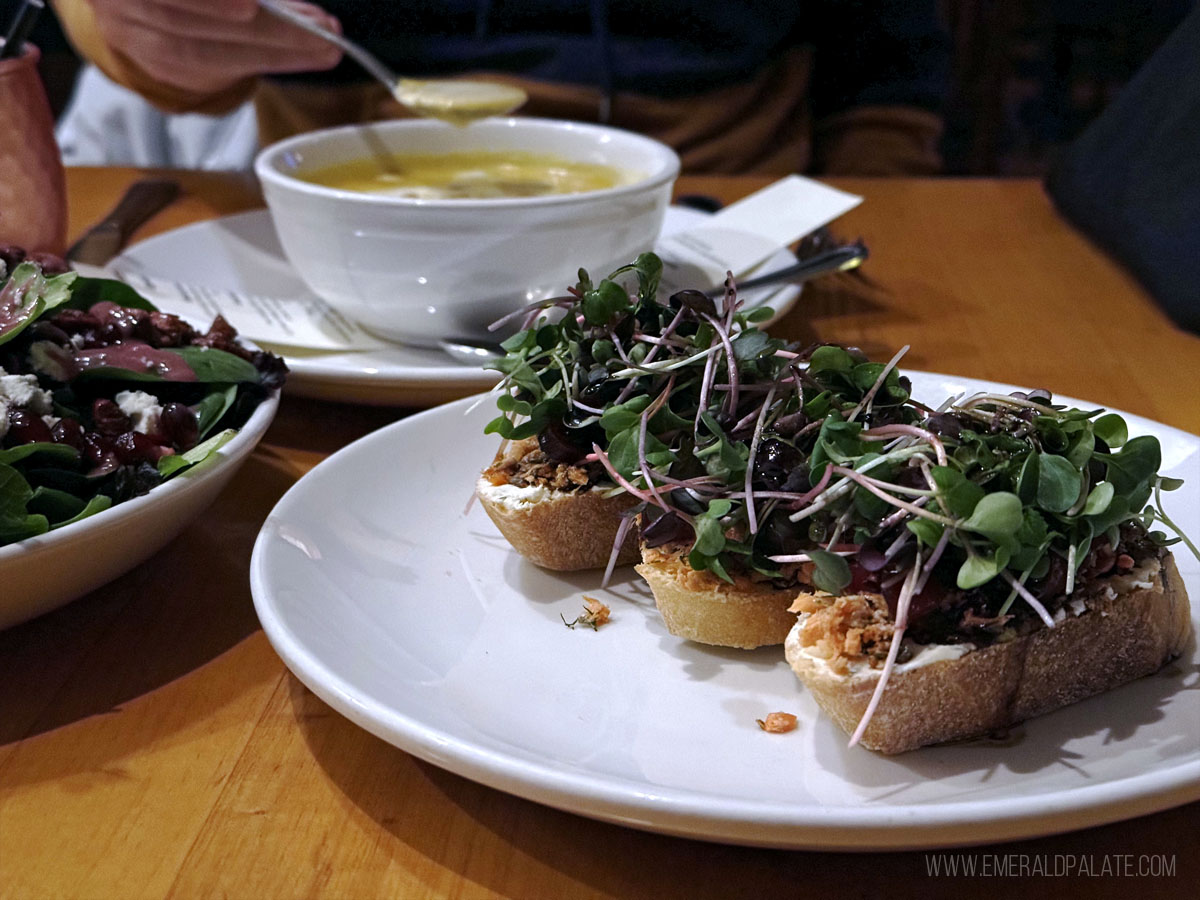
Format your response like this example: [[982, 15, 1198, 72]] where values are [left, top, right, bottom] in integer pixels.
[[99, 178, 182, 242]]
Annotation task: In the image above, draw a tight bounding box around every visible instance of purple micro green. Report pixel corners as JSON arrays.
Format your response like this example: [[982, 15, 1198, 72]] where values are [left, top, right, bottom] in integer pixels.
[[1154, 481, 1200, 561], [849, 547, 923, 748], [487, 295, 573, 332], [602, 514, 636, 588], [1065, 543, 1077, 596], [847, 344, 909, 422], [883, 529, 912, 560], [557, 357, 575, 411], [824, 507, 855, 551], [727, 489, 814, 501], [914, 527, 952, 594], [1001, 570, 1057, 628], [792, 463, 834, 509], [861, 424, 948, 466], [694, 340, 718, 435], [642, 306, 688, 366], [743, 385, 777, 535], [638, 377, 675, 509], [641, 469, 723, 492], [880, 496, 927, 531], [828, 466, 957, 525], [767, 549, 857, 563], [958, 392, 1054, 412], [633, 332, 691, 350], [589, 442, 660, 506], [615, 306, 688, 405], [701, 313, 739, 416]]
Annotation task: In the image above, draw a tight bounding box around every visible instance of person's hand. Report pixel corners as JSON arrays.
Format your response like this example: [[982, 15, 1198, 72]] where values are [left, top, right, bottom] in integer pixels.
[[88, 0, 343, 95]]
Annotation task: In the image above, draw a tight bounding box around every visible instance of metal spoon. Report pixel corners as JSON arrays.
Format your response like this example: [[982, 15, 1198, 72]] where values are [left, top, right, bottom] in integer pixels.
[[439, 241, 870, 365], [703, 240, 867, 297], [258, 0, 527, 124]]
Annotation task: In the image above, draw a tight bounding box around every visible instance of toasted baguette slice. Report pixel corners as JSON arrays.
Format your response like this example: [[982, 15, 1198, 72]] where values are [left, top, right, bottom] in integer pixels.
[[785, 553, 1192, 754], [636, 543, 802, 649], [477, 474, 639, 570]]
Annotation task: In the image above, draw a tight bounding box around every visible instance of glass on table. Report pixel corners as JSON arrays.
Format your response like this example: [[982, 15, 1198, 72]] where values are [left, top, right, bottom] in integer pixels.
[[0, 43, 66, 254]]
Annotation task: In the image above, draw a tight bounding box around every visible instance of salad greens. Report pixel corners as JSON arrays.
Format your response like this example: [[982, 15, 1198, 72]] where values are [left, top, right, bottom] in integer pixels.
[[0, 254, 283, 548]]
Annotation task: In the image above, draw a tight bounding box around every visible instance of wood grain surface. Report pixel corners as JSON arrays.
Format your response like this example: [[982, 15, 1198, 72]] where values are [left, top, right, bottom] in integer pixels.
[[0, 168, 1196, 899]]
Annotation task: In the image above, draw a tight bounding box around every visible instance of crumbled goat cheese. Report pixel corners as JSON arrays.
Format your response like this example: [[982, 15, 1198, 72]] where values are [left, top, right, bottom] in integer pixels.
[[0, 367, 54, 415], [115, 390, 163, 435]]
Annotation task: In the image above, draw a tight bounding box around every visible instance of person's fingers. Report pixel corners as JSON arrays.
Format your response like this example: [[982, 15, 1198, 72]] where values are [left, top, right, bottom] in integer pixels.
[[148, 0, 260, 22], [125, 33, 342, 93], [113, 2, 341, 53], [90, 0, 343, 94]]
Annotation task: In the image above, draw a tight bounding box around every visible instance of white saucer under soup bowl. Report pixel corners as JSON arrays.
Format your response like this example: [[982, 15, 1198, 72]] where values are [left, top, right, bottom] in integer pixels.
[[254, 118, 680, 347]]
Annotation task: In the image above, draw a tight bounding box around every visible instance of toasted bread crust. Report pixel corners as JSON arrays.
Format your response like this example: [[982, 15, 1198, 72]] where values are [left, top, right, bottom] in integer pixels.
[[476, 474, 639, 570], [786, 554, 1192, 753], [636, 545, 801, 649]]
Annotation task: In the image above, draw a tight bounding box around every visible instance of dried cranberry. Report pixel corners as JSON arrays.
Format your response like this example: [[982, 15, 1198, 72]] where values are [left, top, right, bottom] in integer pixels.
[[160, 402, 199, 450], [194, 316, 246, 356], [538, 419, 589, 464], [5, 409, 53, 445], [51, 418, 86, 450], [147, 311, 195, 347], [27, 252, 70, 276], [91, 399, 131, 436], [113, 431, 170, 464], [88, 452, 120, 478], [83, 432, 116, 467]]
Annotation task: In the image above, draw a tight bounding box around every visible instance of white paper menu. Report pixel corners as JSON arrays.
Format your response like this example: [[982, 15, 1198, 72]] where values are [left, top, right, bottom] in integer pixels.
[[655, 175, 862, 295]]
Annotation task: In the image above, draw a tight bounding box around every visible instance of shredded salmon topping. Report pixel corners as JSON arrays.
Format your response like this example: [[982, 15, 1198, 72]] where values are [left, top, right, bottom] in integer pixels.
[[757, 712, 799, 733], [484, 437, 598, 491], [562, 596, 611, 630], [791, 593, 895, 675]]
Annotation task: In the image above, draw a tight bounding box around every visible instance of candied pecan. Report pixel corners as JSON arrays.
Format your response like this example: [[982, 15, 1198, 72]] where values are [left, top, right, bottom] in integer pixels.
[[147, 311, 196, 347], [27, 252, 70, 276]]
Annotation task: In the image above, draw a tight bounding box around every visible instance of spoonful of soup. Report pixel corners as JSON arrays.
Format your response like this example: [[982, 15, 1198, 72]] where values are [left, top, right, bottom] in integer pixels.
[[258, 0, 528, 124]]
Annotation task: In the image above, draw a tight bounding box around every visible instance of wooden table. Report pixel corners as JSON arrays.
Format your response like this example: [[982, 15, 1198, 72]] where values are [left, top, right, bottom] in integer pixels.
[[1, 168, 1197, 898]]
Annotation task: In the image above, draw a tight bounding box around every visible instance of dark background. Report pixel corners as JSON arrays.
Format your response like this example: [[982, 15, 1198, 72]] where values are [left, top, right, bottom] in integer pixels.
[[26, 0, 1197, 176]]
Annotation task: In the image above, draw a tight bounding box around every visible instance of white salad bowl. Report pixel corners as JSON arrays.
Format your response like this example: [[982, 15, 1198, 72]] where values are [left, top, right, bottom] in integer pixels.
[[0, 390, 278, 630], [254, 117, 680, 347]]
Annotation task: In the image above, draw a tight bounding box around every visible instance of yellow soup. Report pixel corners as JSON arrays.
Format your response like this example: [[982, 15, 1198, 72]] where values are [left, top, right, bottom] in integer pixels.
[[303, 151, 629, 199]]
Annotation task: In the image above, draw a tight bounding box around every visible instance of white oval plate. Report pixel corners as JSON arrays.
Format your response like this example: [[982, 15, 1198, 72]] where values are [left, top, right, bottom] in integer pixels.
[[115, 207, 801, 406], [0, 391, 278, 630], [250, 373, 1200, 850]]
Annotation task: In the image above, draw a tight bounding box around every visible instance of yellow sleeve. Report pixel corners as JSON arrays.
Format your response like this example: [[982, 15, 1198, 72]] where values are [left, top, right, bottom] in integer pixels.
[[51, 0, 257, 115]]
